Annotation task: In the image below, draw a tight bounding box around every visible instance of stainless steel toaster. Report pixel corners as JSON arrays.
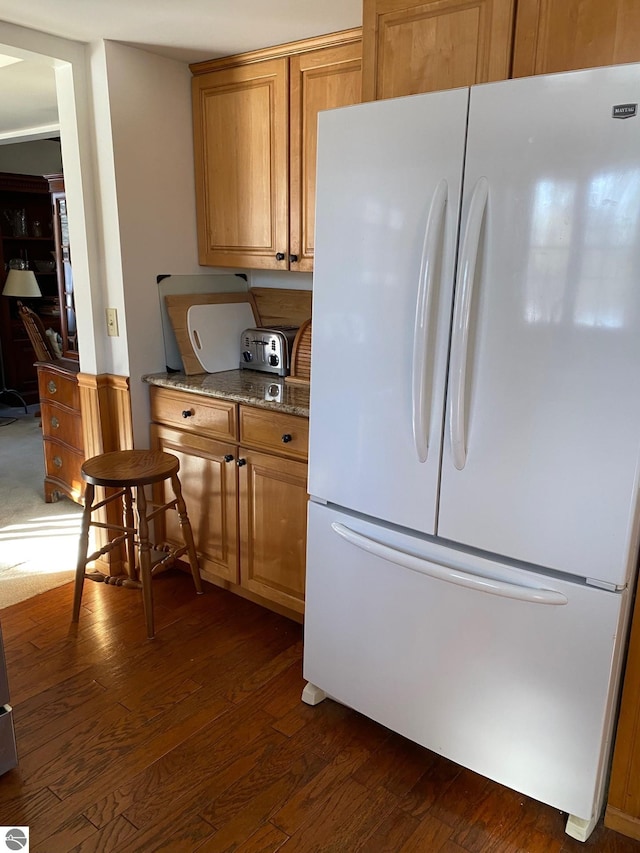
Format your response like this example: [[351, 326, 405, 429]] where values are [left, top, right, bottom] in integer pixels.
[[239, 326, 299, 376]]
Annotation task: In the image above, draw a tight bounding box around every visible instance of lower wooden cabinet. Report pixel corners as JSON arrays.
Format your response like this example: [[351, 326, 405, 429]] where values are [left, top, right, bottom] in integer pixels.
[[36, 360, 84, 504], [151, 424, 239, 584], [150, 386, 308, 619], [239, 448, 308, 614]]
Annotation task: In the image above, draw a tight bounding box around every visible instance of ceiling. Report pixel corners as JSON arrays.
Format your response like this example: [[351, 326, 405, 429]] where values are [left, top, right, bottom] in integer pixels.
[[0, 0, 362, 140]]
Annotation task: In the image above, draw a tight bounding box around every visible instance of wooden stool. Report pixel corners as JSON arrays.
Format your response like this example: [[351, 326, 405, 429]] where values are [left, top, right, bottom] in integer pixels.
[[72, 449, 203, 638]]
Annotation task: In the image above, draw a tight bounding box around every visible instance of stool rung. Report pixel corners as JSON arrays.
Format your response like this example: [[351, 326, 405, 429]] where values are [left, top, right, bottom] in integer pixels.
[[145, 499, 178, 522], [87, 520, 136, 535], [88, 488, 128, 513], [85, 531, 130, 564]]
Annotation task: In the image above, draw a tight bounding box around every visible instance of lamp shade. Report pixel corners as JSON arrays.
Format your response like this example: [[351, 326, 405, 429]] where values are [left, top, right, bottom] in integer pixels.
[[2, 269, 41, 297]]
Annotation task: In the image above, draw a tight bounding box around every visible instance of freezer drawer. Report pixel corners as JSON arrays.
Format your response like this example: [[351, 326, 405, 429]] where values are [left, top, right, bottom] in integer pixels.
[[0, 705, 17, 776], [303, 502, 627, 822]]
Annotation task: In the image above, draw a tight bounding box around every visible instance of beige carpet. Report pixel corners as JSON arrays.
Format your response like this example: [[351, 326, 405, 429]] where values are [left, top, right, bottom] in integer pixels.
[[0, 405, 83, 608]]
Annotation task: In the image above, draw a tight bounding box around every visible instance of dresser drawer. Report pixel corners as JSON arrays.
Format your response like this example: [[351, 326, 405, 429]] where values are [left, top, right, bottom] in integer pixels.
[[150, 386, 237, 441], [239, 406, 308, 460], [43, 439, 85, 497], [38, 368, 79, 409], [40, 401, 83, 450]]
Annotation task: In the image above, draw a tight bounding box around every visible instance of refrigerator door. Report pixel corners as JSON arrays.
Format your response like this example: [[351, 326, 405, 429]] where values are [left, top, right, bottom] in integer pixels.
[[438, 64, 640, 587], [304, 501, 626, 821], [309, 88, 468, 535]]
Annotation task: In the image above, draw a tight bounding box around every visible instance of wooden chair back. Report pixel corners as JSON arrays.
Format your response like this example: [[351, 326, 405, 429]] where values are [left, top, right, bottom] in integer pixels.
[[18, 302, 58, 362]]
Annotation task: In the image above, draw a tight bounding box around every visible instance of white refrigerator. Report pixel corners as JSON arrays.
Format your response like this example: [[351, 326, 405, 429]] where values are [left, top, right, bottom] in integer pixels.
[[302, 63, 640, 841]]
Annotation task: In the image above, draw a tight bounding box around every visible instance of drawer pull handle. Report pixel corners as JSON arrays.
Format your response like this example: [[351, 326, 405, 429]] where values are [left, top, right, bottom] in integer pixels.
[[48, 380, 57, 394], [53, 455, 63, 469], [224, 454, 234, 463], [237, 458, 247, 467], [182, 410, 193, 418], [51, 416, 60, 429], [281, 433, 292, 443]]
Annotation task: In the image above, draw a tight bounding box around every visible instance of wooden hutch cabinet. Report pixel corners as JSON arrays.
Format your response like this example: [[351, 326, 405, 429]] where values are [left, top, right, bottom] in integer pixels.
[[0, 173, 58, 404], [45, 174, 78, 361]]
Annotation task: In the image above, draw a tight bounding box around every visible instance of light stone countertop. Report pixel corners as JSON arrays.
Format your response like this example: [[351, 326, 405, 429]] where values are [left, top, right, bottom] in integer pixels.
[[142, 369, 310, 418]]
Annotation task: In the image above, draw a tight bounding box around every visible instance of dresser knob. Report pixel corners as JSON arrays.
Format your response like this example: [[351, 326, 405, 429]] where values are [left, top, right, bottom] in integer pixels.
[[51, 416, 60, 429], [281, 433, 292, 443], [53, 456, 62, 468], [181, 410, 193, 418], [47, 380, 57, 394]]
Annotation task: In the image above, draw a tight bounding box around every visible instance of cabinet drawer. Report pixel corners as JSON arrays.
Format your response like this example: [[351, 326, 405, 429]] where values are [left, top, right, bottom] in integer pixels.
[[38, 368, 79, 409], [40, 401, 83, 451], [150, 386, 237, 441], [43, 439, 84, 495], [239, 406, 308, 460]]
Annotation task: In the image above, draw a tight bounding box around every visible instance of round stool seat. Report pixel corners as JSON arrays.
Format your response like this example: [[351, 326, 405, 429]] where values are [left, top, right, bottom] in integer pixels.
[[81, 450, 180, 488]]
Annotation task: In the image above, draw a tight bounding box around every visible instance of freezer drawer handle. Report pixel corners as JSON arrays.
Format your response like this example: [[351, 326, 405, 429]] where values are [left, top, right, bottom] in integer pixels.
[[331, 522, 567, 605], [448, 176, 489, 470], [413, 178, 448, 463]]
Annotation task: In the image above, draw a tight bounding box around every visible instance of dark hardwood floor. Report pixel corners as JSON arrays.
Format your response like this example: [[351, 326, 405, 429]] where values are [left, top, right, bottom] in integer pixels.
[[0, 572, 638, 853]]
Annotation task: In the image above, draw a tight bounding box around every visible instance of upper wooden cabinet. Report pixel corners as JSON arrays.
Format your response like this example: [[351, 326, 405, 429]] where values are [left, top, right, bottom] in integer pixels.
[[513, 0, 640, 78], [362, 0, 515, 100], [191, 30, 361, 272]]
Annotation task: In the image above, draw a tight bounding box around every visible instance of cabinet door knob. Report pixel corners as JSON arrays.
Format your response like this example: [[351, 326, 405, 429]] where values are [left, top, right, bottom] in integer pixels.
[[181, 410, 193, 418], [281, 433, 292, 443], [223, 454, 234, 463], [275, 252, 286, 261], [289, 254, 298, 263], [237, 458, 247, 467]]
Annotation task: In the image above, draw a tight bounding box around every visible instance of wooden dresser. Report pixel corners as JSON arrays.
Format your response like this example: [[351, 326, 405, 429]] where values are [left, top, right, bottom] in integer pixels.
[[36, 359, 84, 504]]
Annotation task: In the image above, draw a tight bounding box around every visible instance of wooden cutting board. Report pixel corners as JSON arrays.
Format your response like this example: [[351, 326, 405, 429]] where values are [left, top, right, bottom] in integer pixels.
[[165, 292, 259, 374]]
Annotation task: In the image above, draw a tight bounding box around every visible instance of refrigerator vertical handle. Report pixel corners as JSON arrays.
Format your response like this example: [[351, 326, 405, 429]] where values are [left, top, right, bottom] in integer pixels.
[[412, 179, 448, 463], [448, 177, 488, 471]]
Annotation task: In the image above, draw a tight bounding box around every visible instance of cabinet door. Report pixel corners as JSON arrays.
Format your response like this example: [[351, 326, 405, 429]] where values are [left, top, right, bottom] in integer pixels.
[[152, 425, 239, 584], [238, 448, 307, 614], [289, 41, 362, 272], [362, 0, 515, 101], [513, 0, 640, 78], [192, 58, 289, 269]]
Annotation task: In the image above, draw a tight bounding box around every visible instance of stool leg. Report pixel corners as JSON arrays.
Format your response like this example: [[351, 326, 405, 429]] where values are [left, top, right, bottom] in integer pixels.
[[123, 486, 137, 580], [136, 486, 155, 639], [170, 472, 203, 595], [72, 483, 94, 623]]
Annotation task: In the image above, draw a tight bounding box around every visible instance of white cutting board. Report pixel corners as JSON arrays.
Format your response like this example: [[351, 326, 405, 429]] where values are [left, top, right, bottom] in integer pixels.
[[187, 301, 256, 373]]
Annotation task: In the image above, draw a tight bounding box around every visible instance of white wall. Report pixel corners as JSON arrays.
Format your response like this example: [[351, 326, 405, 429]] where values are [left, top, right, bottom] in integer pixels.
[[0, 139, 62, 174], [100, 41, 206, 446]]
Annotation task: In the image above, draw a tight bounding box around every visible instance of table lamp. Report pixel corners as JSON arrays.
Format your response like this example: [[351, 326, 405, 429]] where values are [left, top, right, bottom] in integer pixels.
[[0, 269, 42, 411]]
